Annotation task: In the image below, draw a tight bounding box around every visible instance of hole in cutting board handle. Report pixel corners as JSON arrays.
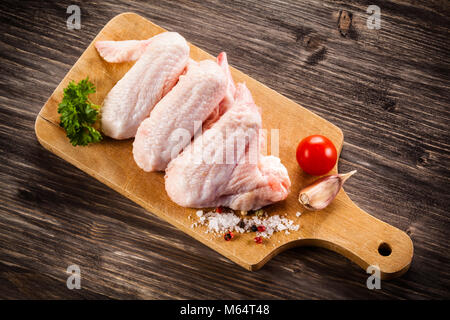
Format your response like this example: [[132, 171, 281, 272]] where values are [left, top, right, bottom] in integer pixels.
[[378, 242, 392, 256]]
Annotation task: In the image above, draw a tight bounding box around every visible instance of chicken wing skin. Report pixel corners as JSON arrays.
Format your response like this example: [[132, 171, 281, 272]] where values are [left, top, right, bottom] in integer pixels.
[[95, 38, 153, 63]]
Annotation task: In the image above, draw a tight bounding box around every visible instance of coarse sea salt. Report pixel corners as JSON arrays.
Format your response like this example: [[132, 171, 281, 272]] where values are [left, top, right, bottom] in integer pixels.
[[192, 209, 300, 239]]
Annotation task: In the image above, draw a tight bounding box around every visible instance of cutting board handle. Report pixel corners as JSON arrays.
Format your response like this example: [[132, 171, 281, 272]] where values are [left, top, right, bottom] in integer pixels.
[[310, 190, 414, 279]]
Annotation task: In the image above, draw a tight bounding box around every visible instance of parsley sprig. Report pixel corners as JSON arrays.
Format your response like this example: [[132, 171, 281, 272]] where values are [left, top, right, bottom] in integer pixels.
[[57, 77, 102, 146]]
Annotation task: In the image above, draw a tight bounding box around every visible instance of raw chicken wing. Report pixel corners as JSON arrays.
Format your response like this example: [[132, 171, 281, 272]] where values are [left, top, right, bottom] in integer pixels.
[[133, 59, 227, 171], [96, 32, 190, 139], [165, 83, 291, 211]]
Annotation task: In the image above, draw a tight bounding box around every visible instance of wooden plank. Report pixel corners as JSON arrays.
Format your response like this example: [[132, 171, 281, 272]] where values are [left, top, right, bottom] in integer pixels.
[[35, 13, 412, 278]]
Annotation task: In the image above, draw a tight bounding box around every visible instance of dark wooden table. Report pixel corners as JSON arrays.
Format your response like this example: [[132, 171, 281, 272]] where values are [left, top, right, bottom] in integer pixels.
[[1, 0, 449, 299]]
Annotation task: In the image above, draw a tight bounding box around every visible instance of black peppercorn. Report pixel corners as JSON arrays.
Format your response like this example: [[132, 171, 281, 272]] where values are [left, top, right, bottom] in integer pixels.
[[251, 225, 258, 232]]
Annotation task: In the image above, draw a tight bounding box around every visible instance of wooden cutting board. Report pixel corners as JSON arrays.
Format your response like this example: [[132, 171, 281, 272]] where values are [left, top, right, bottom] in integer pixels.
[[35, 12, 413, 279]]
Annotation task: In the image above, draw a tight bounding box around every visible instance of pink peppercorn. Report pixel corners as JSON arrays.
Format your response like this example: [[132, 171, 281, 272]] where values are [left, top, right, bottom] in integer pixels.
[[224, 232, 234, 241]]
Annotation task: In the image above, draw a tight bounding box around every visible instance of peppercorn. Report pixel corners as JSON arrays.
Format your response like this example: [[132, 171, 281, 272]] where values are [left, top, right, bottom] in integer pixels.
[[251, 225, 258, 232], [238, 220, 246, 229], [254, 236, 263, 244], [216, 206, 223, 213], [224, 232, 234, 241], [257, 225, 266, 232]]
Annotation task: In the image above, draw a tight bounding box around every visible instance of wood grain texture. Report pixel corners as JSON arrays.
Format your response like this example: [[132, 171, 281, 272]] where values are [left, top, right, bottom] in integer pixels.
[[0, 0, 449, 299]]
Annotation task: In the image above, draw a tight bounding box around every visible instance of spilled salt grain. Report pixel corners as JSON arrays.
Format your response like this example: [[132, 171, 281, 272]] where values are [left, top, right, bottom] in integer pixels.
[[192, 209, 300, 239], [296, 211, 302, 217], [206, 212, 241, 233]]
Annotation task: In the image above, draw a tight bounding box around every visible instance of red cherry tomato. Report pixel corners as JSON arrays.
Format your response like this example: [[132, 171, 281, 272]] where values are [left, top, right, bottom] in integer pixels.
[[296, 135, 337, 176]]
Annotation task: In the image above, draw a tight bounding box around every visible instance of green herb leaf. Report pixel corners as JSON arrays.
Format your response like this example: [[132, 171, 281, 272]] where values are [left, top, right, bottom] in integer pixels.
[[57, 77, 102, 146]]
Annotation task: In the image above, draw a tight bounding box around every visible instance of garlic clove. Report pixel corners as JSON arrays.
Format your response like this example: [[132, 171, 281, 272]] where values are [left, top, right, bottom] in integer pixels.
[[298, 170, 357, 211]]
